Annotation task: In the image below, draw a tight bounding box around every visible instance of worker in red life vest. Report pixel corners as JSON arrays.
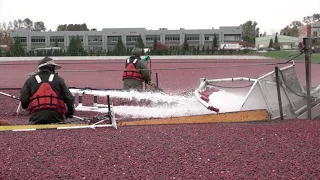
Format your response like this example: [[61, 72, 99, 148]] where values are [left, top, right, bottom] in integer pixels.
[[19, 57, 75, 124], [123, 48, 152, 91]]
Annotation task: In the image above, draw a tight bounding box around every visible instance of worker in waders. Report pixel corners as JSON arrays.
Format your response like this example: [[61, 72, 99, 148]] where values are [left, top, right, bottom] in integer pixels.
[[19, 56, 75, 124], [122, 48, 153, 91]]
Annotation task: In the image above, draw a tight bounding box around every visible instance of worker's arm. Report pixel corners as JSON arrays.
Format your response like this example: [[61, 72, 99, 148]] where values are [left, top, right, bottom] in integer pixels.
[[58, 76, 75, 115], [19, 78, 32, 109], [137, 60, 151, 84]]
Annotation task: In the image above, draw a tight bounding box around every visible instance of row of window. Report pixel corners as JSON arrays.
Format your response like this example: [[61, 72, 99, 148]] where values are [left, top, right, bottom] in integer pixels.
[[50, 38, 64, 43], [15, 38, 27, 43], [31, 39, 45, 43], [109, 37, 120, 42], [165, 37, 180, 41], [313, 37, 320, 46], [186, 36, 200, 41], [204, 36, 220, 41], [88, 39, 103, 42], [127, 37, 138, 42], [146, 37, 160, 41], [224, 35, 240, 41]]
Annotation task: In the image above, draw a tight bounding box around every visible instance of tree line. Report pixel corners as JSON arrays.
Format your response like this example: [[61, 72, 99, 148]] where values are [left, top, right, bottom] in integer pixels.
[[240, 13, 320, 46]]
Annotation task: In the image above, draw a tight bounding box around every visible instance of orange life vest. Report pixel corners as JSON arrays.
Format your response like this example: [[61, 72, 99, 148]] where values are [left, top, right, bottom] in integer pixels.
[[27, 74, 67, 115], [122, 58, 143, 80]]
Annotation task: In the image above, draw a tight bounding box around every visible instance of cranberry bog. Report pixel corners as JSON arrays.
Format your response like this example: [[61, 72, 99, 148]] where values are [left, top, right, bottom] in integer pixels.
[[0, 56, 320, 179]]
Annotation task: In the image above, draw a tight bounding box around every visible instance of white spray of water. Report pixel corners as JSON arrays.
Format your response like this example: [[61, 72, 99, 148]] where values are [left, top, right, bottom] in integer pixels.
[[103, 90, 247, 119]]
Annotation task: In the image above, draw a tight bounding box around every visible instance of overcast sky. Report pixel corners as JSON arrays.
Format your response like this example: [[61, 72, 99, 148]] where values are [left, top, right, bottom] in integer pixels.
[[0, 0, 319, 34]]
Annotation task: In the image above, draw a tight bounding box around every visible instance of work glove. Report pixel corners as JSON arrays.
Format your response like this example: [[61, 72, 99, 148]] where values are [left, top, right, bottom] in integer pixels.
[[141, 55, 151, 62], [65, 111, 74, 119], [148, 82, 157, 88], [146, 82, 160, 92]]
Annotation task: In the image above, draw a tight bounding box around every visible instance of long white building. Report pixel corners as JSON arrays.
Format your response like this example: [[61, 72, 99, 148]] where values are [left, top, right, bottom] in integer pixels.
[[9, 26, 242, 51]]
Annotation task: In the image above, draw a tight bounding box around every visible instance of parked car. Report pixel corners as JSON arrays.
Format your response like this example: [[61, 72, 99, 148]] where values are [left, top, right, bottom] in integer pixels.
[[266, 48, 276, 51]]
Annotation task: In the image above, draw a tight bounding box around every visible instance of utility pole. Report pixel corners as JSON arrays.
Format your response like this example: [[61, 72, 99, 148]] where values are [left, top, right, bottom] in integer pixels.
[[303, 37, 312, 119]]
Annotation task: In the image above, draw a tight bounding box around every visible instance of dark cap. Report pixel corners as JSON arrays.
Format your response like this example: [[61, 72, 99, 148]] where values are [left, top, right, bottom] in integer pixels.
[[131, 48, 143, 57]]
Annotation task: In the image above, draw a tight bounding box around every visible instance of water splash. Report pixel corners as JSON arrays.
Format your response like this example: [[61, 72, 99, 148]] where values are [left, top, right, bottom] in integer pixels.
[[107, 90, 246, 119]]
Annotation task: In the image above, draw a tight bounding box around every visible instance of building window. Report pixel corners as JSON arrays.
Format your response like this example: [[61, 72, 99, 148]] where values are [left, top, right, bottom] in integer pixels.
[[126, 37, 138, 42], [205, 35, 220, 41], [50, 38, 64, 43], [146, 37, 160, 41], [69, 36, 83, 42], [165, 36, 180, 41], [31, 38, 45, 43], [224, 35, 239, 41], [186, 36, 200, 41], [15, 38, 26, 43], [88, 36, 102, 42], [110, 37, 120, 42]]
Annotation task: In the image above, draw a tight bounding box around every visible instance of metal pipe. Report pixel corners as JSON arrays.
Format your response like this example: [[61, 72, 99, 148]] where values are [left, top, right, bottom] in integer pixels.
[[304, 37, 312, 119], [156, 72, 159, 88], [275, 67, 284, 120], [0, 91, 20, 100], [78, 93, 83, 106], [206, 77, 257, 83], [0, 88, 21, 90], [107, 95, 111, 112], [93, 96, 98, 107]]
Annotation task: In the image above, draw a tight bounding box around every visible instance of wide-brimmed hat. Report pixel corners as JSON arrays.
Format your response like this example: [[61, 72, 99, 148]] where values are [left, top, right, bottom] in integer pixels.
[[38, 56, 61, 70]]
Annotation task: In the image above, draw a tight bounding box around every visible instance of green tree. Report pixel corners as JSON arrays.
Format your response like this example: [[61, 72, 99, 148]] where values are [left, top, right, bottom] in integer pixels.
[[196, 46, 200, 55], [202, 46, 205, 54], [206, 46, 210, 55], [54, 40, 59, 47], [33, 21, 46, 31], [126, 47, 130, 55], [169, 48, 172, 55], [6, 50, 11, 57], [240, 20, 259, 44], [213, 34, 218, 48], [67, 36, 84, 56], [153, 35, 158, 50], [183, 35, 189, 54], [136, 34, 145, 49], [274, 32, 281, 50], [56, 23, 89, 31], [302, 13, 320, 24], [212, 34, 218, 54], [10, 37, 25, 56], [0, 49, 2, 57], [114, 37, 126, 56], [268, 38, 274, 48], [67, 37, 77, 55], [279, 21, 303, 37]]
